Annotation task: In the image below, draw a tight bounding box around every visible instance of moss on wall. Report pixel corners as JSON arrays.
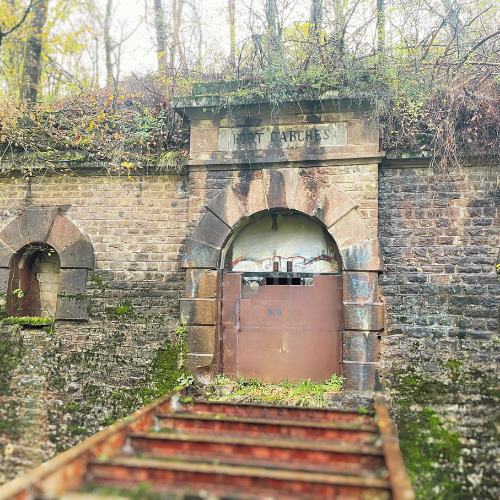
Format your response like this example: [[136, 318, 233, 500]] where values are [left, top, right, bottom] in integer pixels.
[[0, 326, 26, 397], [391, 359, 499, 499]]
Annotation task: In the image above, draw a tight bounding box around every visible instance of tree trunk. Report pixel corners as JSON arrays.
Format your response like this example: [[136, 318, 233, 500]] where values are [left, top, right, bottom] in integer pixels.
[[20, 0, 48, 103], [228, 0, 236, 67], [172, 0, 187, 69], [104, 0, 114, 86], [310, 0, 322, 33], [376, 0, 385, 58], [153, 0, 167, 71], [332, 0, 346, 59]]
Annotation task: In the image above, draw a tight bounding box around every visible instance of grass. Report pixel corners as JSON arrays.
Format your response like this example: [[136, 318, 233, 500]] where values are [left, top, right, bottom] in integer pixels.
[[204, 374, 343, 407]]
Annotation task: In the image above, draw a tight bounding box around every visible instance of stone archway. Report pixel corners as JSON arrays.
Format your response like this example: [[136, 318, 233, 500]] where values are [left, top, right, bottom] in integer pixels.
[[0, 207, 94, 320], [180, 168, 384, 391]]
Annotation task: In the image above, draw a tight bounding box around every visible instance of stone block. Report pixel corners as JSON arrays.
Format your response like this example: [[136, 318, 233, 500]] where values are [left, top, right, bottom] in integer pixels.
[[313, 184, 357, 229], [233, 177, 267, 216], [0, 216, 29, 251], [180, 298, 216, 325], [58, 236, 94, 269], [59, 268, 88, 295], [186, 353, 213, 369], [0, 240, 14, 267], [344, 302, 385, 331], [343, 330, 379, 363], [25, 206, 58, 243], [186, 269, 218, 298], [46, 216, 81, 252], [186, 326, 216, 354], [342, 238, 384, 271], [190, 126, 219, 154], [0, 267, 9, 293], [343, 362, 381, 392], [192, 211, 231, 248], [205, 187, 245, 228], [56, 296, 89, 320], [329, 210, 373, 249], [292, 173, 329, 215], [343, 271, 379, 302], [182, 238, 219, 269], [262, 168, 298, 209]]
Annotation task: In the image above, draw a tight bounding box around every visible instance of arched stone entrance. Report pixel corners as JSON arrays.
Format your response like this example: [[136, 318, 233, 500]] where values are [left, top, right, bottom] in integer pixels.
[[221, 211, 342, 382], [180, 168, 384, 390]]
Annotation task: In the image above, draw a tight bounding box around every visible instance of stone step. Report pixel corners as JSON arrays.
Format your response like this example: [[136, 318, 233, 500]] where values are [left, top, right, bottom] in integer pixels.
[[181, 400, 375, 424], [157, 412, 379, 444], [87, 457, 392, 500], [128, 431, 386, 474]]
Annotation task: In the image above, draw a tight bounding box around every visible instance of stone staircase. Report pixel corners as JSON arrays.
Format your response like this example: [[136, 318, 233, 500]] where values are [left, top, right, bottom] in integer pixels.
[[0, 394, 414, 500]]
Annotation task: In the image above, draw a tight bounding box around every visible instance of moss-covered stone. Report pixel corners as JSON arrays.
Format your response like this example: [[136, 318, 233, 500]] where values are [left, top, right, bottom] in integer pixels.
[[391, 360, 499, 499]]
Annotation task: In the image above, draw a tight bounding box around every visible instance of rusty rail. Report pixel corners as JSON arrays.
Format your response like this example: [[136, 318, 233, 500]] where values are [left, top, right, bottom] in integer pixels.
[[374, 393, 415, 500], [0, 391, 180, 500]]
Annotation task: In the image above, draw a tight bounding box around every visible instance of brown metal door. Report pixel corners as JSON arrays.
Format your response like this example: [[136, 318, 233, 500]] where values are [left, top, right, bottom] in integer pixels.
[[221, 273, 342, 383]]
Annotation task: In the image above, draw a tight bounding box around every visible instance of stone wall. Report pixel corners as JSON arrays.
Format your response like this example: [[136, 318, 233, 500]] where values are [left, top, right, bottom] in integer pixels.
[[378, 162, 500, 498], [0, 172, 190, 482]]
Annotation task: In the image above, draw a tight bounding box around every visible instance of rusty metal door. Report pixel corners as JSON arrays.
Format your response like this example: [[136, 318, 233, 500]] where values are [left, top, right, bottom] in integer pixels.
[[221, 273, 342, 383]]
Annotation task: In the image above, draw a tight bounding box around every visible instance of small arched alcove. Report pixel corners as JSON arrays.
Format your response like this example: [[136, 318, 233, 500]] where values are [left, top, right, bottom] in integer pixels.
[[0, 207, 95, 321], [7, 244, 61, 318], [220, 210, 343, 383]]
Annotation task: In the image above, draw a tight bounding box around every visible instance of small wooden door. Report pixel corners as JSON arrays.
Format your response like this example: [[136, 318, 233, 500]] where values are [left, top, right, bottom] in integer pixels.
[[221, 273, 342, 383]]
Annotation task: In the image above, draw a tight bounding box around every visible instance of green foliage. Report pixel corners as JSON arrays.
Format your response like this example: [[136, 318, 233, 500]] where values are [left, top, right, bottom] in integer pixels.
[[105, 299, 133, 320], [89, 274, 107, 292], [206, 374, 343, 407], [1, 316, 53, 327]]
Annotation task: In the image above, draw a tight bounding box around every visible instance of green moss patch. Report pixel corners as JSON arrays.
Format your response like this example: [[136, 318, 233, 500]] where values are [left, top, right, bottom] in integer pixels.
[[205, 374, 344, 407], [392, 359, 499, 499], [1, 317, 54, 327]]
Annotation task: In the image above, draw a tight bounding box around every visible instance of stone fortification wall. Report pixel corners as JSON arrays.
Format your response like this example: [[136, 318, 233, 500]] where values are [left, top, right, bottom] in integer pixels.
[[0, 173, 189, 482], [378, 163, 499, 498]]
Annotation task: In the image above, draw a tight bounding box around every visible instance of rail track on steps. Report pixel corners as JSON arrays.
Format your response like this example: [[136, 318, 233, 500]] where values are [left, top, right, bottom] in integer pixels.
[[0, 392, 414, 500]]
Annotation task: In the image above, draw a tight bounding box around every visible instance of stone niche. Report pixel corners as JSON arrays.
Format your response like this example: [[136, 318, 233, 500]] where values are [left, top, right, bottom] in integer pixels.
[[0, 206, 94, 320], [175, 83, 385, 391]]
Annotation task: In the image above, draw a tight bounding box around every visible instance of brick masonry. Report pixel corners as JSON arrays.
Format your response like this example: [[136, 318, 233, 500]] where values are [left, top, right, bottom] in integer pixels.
[[378, 163, 500, 497], [378, 164, 499, 369]]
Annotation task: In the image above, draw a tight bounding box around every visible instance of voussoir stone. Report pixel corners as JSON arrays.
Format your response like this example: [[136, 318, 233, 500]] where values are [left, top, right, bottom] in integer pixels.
[[313, 183, 358, 229], [233, 177, 267, 216], [329, 210, 373, 249], [25, 206, 58, 243], [0, 216, 29, 251], [46, 215, 82, 252], [192, 211, 232, 249], [205, 187, 245, 228], [182, 238, 219, 269]]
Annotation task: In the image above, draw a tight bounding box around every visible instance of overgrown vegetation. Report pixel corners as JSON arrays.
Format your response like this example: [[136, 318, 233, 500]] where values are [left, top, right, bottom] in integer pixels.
[[205, 374, 344, 407], [0, 1, 498, 175]]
